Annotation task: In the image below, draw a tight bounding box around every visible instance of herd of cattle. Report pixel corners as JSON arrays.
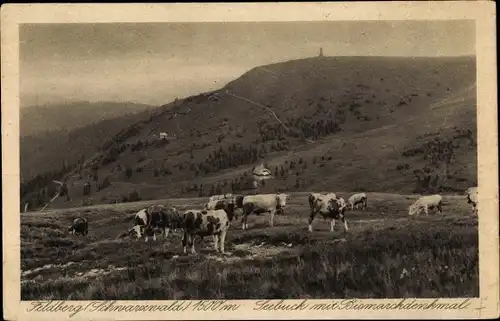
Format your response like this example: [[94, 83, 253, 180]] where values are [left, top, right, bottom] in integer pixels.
[[67, 187, 479, 254]]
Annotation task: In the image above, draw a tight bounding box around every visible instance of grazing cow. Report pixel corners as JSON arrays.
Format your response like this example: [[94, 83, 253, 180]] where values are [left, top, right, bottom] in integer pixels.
[[128, 205, 183, 242], [308, 194, 348, 233], [348, 192, 368, 210], [308, 192, 337, 210], [466, 187, 478, 215], [181, 200, 236, 254], [208, 193, 233, 202], [68, 218, 88, 236], [241, 193, 290, 230], [408, 194, 443, 216]]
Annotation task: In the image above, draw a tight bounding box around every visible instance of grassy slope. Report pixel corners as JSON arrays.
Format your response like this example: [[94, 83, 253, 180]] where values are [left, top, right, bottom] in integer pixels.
[[21, 193, 478, 299], [27, 56, 477, 210], [20, 106, 160, 181]]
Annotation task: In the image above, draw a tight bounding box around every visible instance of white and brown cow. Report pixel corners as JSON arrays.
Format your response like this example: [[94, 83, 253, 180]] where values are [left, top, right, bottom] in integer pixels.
[[128, 205, 183, 242], [241, 193, 290, 230], [348, 192, 368, 210], [466, 187, 478, 215], [181, 200, 236, 254], [68, 217, 88, 236], [308, 193, 348, 233]]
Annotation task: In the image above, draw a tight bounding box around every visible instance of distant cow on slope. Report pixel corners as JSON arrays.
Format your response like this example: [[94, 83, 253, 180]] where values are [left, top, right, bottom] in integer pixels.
[[408, 194, 443, 216], [129, 205, 183, 242], [308, 193, 348, 233], [465, 187, 478, 215], [181, 199, 236, 254], [348, 192, 368, 210], [208, 193, 233, 203], [241, 193, 290, 230], [68, 218, 88, 236]]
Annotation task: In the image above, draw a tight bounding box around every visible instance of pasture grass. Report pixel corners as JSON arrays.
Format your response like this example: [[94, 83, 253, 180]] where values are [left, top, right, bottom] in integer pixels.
[[21, 194, 478, 300]]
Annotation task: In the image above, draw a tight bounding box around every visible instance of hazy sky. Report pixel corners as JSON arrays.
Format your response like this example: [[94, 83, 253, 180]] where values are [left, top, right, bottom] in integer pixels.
[[20, 20, 475, 107]]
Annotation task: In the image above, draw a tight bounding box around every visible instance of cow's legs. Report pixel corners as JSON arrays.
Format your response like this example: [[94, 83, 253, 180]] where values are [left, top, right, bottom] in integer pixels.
[[153, 230, 157, 241], [220, 230, 227, 254], [241, 213, 249, 230], [269, 209, 275, 227], [437, 203, 443, 214], [341, 216, 349, 232], [308, 211, 316, 232], [213, 234, 219, 252], [182, 232, 188, 253], [190, 235, 196, 254], [330, 219, 336, 232], [164, 228, 169, 239]]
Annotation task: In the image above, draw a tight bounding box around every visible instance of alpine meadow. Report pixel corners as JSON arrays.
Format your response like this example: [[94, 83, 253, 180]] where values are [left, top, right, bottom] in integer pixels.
[[19, 21, 478, 300]]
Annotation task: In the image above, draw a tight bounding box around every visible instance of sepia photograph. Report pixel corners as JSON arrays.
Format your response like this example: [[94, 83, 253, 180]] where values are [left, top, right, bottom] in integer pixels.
[[2, 2, 498, 320]]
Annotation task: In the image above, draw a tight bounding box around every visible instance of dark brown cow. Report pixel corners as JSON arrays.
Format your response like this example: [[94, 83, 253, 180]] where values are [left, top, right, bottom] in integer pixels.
[[68, 218, 88, 236]]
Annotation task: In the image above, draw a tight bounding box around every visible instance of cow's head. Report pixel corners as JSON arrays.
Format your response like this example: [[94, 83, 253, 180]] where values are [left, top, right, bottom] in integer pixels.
[[128, 225, 145, 238], [337, 198, 347, 212], [170, 207, 185, 229], [221, 198, 237, 221], [408, 204, 418, 216], [275, 194, 289, 214]]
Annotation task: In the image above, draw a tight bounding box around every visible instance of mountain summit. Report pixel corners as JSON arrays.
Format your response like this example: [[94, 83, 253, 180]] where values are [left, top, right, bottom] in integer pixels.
[[22, 56, 477, 210]]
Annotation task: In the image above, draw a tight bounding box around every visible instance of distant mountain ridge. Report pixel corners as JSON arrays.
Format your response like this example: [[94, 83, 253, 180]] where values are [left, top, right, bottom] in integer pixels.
[[20, 101, 155, 137], [21, 56, 477, 210]]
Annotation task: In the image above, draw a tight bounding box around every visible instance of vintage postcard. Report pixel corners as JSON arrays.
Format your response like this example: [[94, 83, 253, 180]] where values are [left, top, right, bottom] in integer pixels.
[[2, 2, 498, 320]]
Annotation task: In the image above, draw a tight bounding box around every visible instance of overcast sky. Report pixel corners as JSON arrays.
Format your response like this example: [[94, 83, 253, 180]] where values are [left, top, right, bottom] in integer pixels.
[[20, 20, 475, 107]]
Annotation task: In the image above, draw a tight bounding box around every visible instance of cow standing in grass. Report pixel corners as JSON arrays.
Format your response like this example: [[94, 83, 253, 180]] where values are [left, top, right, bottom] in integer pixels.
[[348, 192, 368, 210], [465, 187, 478, 215], [408, 194, 443, 216], [181, 199, 236, 254], [68, 218, 88, 236], [129, 205, 182, 242], [308, 193, 348, 233], [241, 193, 290, 230]]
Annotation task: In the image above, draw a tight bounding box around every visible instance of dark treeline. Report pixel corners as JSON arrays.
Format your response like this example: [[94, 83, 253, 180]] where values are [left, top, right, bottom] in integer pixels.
[[400, 128, 476, 193]]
